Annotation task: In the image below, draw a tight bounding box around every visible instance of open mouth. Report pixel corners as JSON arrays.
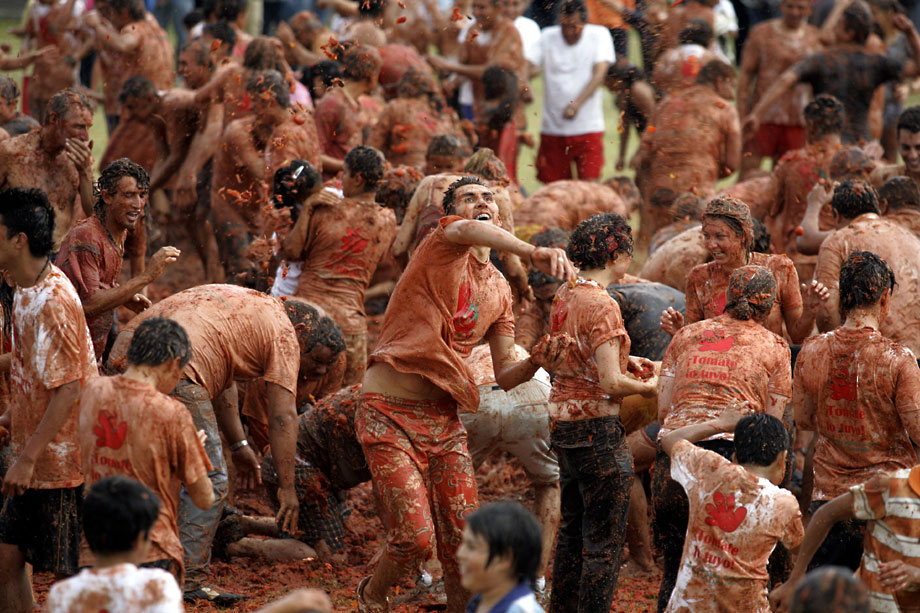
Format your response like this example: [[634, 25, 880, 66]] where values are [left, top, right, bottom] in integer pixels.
[[475, 213, 491, 221], [126, 212, 140, 223]]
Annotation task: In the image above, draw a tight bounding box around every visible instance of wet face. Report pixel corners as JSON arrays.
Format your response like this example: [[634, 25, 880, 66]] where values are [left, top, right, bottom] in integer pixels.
[[501, 0, 526, 19], [457, 527, 510, 594], [473, 0, 502, 30], [780, 0, 811, 28], [560, 13, 586, 45], [299, 344, 338, 380], [425, 154, 464, 175], [104, 176, 147, 231], [178, 48, 211, 89], [453, 184, 501, 226], [54, 104, 93, 143], [702, 218, 745, 268], [899, 129, 920, 175]]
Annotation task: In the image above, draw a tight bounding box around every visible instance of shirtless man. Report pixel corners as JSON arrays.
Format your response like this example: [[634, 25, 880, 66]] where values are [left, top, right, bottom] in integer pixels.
[[321, 0, 388, 47], [211, 69, 322, 284], [737, 0, 821, 178], [275, 11, 336, 66], [633, 60, 741, 247], [651, 19, 720, 95], [285, 146, 397, 385], [354, 176, 574, 612], [746, 2, 920, 145], [100, 77, 161, 173], [871, 106, 920, 188], [84, 0, 174, 134], [514, 180, 630, 232], [764, 95, 845, 281], [0, 88, 94, 252]]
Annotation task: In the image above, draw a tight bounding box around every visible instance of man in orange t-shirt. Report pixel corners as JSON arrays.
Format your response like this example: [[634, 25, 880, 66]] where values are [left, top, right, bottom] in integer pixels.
[[355, 176, 575, 612]]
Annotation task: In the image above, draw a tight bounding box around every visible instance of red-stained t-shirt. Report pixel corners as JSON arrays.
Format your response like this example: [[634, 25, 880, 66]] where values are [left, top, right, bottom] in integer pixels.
[[547, 277, 630, 409], [370, 216, 515, 413], [684, 252, 803, 339], [10, 266, 98, 489], [314, 87, 362, 164], [660, 314, 792, 440], [56, 215, 124, 359], [109, 285, 300, 399], [46, 564, 182, 613], [794, 326, 920, 500], [77, 376, 211, 579], [294, 199, 397, 335], [667, 440, 803, 613]]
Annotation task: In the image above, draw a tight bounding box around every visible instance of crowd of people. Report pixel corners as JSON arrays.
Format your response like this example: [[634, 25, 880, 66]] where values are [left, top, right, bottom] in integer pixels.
[[1, 0, 920, 610]]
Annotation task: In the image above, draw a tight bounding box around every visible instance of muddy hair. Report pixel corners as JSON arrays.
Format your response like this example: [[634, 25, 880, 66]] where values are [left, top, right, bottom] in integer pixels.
[[442, 176, 488, 216], [180, 40, 214, 70], [427, 134, 467, 159], [831, 180, 880, 219], [345, 145, 385, 191], [530, 227, 571, 249], [702, 196, 754, 252], [679, 18, 713, 46], [217, 0, 248, 21], [567, 212, 634, 270], [695, 60, 735, 86], [396, 68, 443, 112], [2, 117, 38, 137], [829, 147, 872, 181], [375, 166, 422, 223], [273, 160, 321, 217], [0, 187, 55, 258], [127, 317, 193, 368], [341, 45, 382, 82], [0, 76, 19, 104], [281, 298, 347, 354], [725, 265, 776, 321], [303, 60, 343, 99], [879, 176, 920, 210], [103, 0, 145, 20], [839, 250, 896, 314], [83, 476, 161, 555], [734, 413, 787, 466], [464, 148, 508, 183], [247, 70, 290, 109], [94, 158, 150, 219], [842, 0, 872, 43], [606, 62, 643, 89], [46, 88, 91, 125], [673, 193, 703, 221], [118, 75, 157, 105], [752, 218, 771, 253], [898, 105, 920, 134], [466, 501, 543, 588], [203, 20, 237, 48], [358, 0, 386, 17], [804, 94, 845, 138], [559, 0, 588, 21], [244, 37, 284, 72], [790, 567, 870, 613]]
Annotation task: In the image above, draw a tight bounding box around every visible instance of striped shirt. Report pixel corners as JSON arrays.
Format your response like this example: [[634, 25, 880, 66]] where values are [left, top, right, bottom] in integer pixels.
[[851, 466, 920, 612]]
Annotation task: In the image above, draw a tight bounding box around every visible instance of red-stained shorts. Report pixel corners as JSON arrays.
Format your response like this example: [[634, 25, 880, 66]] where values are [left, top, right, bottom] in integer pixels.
[[355, 393, 478, 573], [536, 132, 604, 183], [750, 123, 806, 160]]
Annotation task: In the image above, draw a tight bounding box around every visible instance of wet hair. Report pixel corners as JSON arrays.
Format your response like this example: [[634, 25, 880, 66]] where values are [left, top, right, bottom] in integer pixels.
[[528, 268, 562, 289], [702, 196, 755, 252], [217, 0, 248, 21], [725, 264, 776, 321], [897, 105, 920, 134], [752, 218, 771, 253], [839, 250, 896, 313], [482, 65, 518, 131], [203, 20, 237, 48], [83, 476, 161, 555], [127, 317, 193, 368], [375, 166, 422, 223], [696, 60, 735, 86], [396, 68, 443, 112], [2, 116, 39, 137], [273, 160, 322, 215], [831, 180, 880, 219], [790, 567, 871, 613], [673, 192, 704, 221], [94, 158, 150, 218], [304, 60, 344, 99], [358, 0, 386, 18], [0, 187, 55, 258], [465, 501, 542, 588], [427, 134, 468, 159], [118, 75, 157, 106], [879, 176, 920, 210], [443, 176, 488, 216], [679, 18, 713, 46], [180, 40, 213, 70], [105, 0, 145, 20], [247, 70, 290, 109], [183, 7, 203, 29], [345, 145, 385, 191], [201, 0, 219, 20], [804, 94, 845, 138], [842, 1, 872, 43], [0, 76, 19, 104], [606, 62, 643, 89], [464, 148, 508, 183], [46, 88, 91, 125], [341, 45, 382, 82], [244, 36, 284, 72], [829, 147, 872, 181], [567, 212, 634, 269], [559, 0, 588, 21], [733, 413, 788, 466], [0, 281, 13, 337], [530, 227, 571, 249], [282, 298, 347, 355]]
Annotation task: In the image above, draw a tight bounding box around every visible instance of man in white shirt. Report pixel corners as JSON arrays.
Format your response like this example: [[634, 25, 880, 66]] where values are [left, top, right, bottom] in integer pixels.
[[533, 0, 615, 184]]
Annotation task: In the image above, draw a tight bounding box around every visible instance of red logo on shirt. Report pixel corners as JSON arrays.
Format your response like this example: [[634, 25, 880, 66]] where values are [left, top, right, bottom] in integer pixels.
[[705, 492, 747, 533], [681, 55, 702, 79], [453, 281, 479, 336], [94, 411, 128, 450], [829, 366, 858, 401], [329, 227, 370, 275], [698, 330, 734, 353], [712, 291, 727, 315], [551, 304, 568, 333]]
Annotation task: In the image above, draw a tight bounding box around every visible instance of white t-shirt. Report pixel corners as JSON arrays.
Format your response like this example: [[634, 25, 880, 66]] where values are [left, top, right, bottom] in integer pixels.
[[46, 564, 183, 613], [515, 15, 542, 66], [457, 19, 489, 107], [535, 24, 615, 136]]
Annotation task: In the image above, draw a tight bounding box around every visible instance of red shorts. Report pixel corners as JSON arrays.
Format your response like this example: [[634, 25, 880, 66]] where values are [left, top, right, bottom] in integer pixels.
[[536, 132, 604, 183], [750, 123, 806, 160]]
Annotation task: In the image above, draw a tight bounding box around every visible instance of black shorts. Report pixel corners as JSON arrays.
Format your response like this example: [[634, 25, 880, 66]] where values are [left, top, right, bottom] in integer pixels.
[[0, 485, 84, 575]]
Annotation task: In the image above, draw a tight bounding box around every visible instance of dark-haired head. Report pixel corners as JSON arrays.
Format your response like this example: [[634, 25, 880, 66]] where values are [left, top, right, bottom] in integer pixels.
[[303, 60, 343, 100], [898, 105, 920, 134], [0, 76, 20, 105], [0, 187, 55, 259], [673, 192, 704, 221], [95, 158, 150, 220], [443, 176, 489, 216], [878, 176, 920, 211], [118, 76, 157, 107], [203, 20, 237, 49], [282, 298, 347, 359], [46, 88, 92, 127], [344, 145, 386, 193], [733, 413, 788, 467], [83, 476, 161, 555], [247, 69, 290, 109], [567, 212, 634, 270], [341, 45, 382, 83], [790, 567, 870, 613], [376, 166, 422, 223], [531, 227, 571, 249], [804, 95, 845, 139], [679, 18, 713, 46], [464, 501, 543, 588], [358, 0, 386, 17], [830, 180, 880, 220], [696, 60, 735, 86], [752, 218, 771, 253], [702, 196, 755, 253], [217, 0, 248, 22], [127, 317, 192, 368], [559, 0, 588, 21], [243, 36, 284, 72], [464, 148, 508, 183], [841, 0, 872, 43], [273, 160, 322, 216], [829, 147, 873, 182], [839, 251, 895, 315], [725, 265, 776, 321]]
